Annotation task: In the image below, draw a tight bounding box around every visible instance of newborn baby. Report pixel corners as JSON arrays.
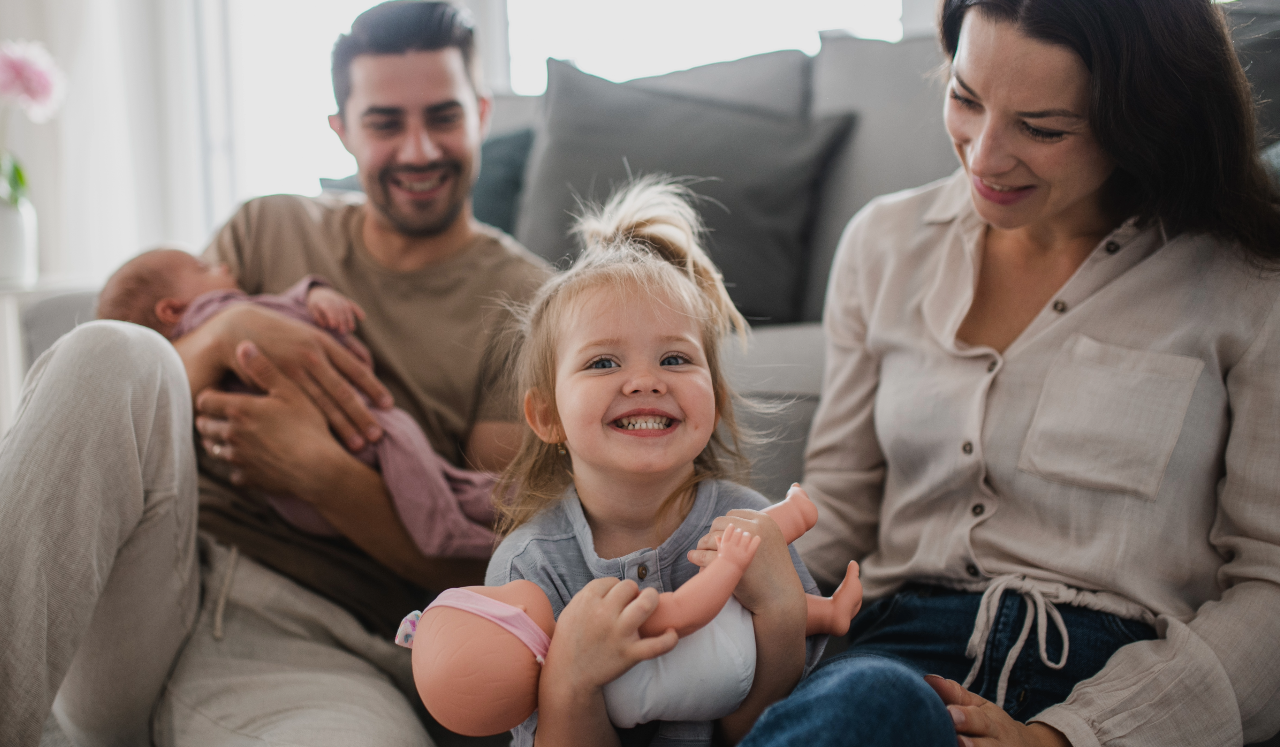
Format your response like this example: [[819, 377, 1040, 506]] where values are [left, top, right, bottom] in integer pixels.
[[97, 248, 496, 558]]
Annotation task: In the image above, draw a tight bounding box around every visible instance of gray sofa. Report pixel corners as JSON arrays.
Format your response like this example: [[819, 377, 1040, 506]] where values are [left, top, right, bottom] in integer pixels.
[[25, 5, 1280, 742]]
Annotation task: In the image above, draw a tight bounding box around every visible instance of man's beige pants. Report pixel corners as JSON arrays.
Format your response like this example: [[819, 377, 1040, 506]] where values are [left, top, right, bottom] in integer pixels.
[[0, 321, 433, 747]]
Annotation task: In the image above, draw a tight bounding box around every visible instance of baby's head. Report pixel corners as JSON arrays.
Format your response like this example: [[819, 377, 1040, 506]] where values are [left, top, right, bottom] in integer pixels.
[[496, 176, 750, 532], [98, 248, 238, 338]]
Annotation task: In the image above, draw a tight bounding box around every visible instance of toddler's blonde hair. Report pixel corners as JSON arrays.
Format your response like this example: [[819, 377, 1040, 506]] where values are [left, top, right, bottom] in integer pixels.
[[494, 176, 750, 535]]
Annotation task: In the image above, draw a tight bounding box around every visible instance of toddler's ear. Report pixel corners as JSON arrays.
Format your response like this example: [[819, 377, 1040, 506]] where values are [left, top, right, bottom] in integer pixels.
[[523, 389, 563, 444], [154, 298, 190, 327]]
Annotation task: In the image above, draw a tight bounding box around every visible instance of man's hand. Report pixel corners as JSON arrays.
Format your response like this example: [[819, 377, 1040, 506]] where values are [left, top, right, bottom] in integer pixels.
[[195, 342, 346, 495], [925, 675, 1072, 747], [175, 303, 392, 450]]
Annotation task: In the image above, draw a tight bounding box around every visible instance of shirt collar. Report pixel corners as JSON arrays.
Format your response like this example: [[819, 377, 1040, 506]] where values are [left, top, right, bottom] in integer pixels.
[[923, 168, 973, 225], [563, 480, 718, 581]]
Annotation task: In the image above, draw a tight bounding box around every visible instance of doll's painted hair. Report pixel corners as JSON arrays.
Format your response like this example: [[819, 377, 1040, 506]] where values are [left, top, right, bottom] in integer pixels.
[[494, 176, 750, 535]]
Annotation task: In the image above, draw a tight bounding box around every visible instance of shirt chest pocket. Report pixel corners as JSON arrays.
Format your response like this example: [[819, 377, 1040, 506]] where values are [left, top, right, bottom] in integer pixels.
[[1017, 334, 1204, 500]]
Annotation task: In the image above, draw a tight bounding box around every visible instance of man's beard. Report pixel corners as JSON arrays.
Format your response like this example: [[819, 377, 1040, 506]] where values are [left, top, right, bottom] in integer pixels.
[[369, 161, 468, 238]]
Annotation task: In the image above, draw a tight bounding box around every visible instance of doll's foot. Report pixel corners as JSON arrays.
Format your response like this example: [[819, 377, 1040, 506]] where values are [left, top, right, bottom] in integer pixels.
[[763, 484, 819, 544], [804, 561, 863, 637]]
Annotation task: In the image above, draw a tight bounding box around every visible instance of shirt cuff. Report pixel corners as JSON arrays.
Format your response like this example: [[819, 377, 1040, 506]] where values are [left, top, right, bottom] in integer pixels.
[[1031, 707, 1101, 747]]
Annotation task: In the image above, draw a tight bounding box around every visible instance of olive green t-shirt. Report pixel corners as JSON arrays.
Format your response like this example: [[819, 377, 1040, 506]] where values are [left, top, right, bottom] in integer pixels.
[[198, 193, 551, 636]]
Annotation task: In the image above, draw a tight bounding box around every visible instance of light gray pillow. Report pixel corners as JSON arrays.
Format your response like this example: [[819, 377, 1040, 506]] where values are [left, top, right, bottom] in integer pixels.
[[626, 50, 812, 119], [516, 60, 853, 325]]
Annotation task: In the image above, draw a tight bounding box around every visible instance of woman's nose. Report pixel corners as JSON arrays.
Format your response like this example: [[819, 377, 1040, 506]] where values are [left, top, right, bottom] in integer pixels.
[[966, 119, 1019, 176]]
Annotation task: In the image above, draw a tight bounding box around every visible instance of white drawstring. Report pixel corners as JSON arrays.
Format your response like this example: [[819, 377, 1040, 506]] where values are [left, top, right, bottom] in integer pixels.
[[961, 574, 1069, 709], [212, 545, 239, 641]]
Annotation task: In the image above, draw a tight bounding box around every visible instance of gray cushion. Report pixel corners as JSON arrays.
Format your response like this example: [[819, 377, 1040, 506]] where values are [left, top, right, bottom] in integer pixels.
[[626, 50, 812, 118], [804, 33, 957, 322], [516, 60, 853, 325], [472, 128, 535, 233], [21, 290, 98, 371], [1226, 0, 1280, 147]]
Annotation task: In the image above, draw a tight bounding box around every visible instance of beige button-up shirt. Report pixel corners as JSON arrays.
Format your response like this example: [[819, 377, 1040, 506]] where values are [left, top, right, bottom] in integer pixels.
[[796, 171, 1280, 746]]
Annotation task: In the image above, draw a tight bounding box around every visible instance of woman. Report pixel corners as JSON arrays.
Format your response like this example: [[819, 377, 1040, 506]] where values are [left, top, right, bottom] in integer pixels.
[[741, 1, 1280, 745]]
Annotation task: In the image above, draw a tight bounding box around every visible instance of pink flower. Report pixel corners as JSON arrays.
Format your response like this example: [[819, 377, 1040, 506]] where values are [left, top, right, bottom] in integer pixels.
[[0, 40, 65, 123]]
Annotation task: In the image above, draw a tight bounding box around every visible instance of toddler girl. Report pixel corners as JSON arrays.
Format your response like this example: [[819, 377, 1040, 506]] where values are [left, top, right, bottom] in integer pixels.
[[485, 177, 824, 746]]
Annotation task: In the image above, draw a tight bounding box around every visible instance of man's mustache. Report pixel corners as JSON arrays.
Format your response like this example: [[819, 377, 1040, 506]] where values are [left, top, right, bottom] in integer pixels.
[[379, 162, 463, 184]]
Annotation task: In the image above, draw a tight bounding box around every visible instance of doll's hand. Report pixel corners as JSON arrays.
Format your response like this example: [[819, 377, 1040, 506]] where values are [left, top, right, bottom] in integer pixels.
[[306, 286, 366, 335], [925, 676, 1071, 747], [546, 577, 679, 692], [714, 526, 762, 572], [691, 509, 805, 617]]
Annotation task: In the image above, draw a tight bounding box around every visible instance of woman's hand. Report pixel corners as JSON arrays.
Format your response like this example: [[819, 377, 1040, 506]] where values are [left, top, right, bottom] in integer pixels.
[[535, 578, 679, 747], [925, 675, 1071, 747]]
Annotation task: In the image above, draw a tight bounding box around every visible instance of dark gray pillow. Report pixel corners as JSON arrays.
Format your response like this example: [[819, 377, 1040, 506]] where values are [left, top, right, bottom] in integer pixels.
[[516, 60, 853, 325]]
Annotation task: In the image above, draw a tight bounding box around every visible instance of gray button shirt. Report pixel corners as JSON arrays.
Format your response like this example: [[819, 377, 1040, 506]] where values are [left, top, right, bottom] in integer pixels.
[[487, 479, 823, 747]]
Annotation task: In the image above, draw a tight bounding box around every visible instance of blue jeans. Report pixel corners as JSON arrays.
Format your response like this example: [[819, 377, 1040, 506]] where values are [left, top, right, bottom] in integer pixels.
[[740, 584, 1156, 746]]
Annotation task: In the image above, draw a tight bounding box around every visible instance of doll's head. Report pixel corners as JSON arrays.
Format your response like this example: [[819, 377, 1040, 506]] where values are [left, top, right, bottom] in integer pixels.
[[98, 248, 239, 338], [408, 581, 555, 736], [495, 176, 750, 533]]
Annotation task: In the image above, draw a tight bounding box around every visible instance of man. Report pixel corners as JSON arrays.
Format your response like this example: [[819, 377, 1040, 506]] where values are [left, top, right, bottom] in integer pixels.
[[0, 3, 549, 745]]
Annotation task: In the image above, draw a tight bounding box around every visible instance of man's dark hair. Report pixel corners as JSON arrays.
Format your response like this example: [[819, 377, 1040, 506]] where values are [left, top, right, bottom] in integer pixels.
[[331, 1, 480, 117], [940, 0, 1280, 264]]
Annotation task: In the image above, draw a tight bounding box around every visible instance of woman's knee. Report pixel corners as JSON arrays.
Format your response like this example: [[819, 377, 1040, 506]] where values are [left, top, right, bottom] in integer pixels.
[[742, 654, 955, 746]]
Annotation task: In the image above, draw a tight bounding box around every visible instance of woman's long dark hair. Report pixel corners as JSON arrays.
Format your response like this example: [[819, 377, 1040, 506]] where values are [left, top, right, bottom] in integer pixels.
[[940, 0, 1280, 263]]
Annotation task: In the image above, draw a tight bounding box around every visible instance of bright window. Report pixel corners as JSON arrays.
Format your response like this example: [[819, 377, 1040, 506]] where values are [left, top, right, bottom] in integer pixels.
[[220, 0, 904, 201], [507, 0, 903, 95]]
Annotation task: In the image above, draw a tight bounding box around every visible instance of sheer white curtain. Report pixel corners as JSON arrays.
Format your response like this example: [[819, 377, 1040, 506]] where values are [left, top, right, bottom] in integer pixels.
[[0, 0, 209, 287]]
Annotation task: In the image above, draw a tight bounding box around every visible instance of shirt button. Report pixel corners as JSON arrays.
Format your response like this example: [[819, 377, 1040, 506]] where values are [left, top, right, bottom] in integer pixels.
[[962, 441, 974, 455], [987, 360, 997, 373], [966, 563, 980, 578], [637, 564, 648, 580], [1105, 241, 1121, 254], [972, 504, 985, 517], [1052, 300, 1068, 313]]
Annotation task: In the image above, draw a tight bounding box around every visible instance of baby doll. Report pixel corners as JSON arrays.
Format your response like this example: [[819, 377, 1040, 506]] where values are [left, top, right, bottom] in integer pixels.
[[96, 248, 495, 557], [395, 485, 862, 737], [397, 177, 863, 746]]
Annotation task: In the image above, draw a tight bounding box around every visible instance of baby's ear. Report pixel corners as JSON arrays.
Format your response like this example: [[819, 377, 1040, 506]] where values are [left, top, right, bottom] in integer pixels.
[[154, 298, 189, 327], [523, 389, 563, 444]]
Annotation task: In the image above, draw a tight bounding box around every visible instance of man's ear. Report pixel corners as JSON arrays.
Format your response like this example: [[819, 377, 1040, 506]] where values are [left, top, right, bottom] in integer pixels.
[[476, 94, 492, 141], [523, 389, 563, 444], [154, 298, 190, 327], [329, 113, 349, 151]]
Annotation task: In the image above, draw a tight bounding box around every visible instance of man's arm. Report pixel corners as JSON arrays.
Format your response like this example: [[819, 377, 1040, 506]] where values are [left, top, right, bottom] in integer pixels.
[[466, 421, 524, 472], [196, 342, 486, 588], [174, 303, 392, 450]]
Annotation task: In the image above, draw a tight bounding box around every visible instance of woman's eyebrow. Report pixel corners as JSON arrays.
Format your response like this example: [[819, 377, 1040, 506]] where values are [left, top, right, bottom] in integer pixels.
[[954, 72, 1084, 120]]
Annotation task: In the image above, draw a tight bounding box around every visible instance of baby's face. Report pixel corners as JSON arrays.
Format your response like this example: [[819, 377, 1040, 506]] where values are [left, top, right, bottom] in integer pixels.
[[169, 255, 239, 303]]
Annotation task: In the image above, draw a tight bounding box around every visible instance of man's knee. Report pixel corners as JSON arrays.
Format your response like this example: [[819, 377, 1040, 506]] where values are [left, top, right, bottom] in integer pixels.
[[36, 321, 187, 395]]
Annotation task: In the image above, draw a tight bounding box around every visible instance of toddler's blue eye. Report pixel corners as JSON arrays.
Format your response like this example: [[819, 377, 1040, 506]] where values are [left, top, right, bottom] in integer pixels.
[[589, 358, 617, 369], [661, 355, 687, 366]]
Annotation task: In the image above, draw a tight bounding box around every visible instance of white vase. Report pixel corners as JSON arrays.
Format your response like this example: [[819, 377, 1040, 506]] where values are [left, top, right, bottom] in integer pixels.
[[0, 197, 37, 287]]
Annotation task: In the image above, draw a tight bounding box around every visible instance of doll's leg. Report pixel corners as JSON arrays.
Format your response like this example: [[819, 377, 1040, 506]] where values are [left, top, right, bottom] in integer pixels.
[[805, 561, 863, 637], [761, 484, 818, 544], [0, 321, 200, 747]]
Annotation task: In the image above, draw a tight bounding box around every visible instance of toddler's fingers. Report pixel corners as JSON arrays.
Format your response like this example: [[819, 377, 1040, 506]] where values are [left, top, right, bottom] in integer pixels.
[[602, 577, 641, 611], [617, 586, 659, 630], [630, 628, 679, 661], [694, 529, 723, 552], [687, 548, 716, 567], [579, 576, 623, 600]]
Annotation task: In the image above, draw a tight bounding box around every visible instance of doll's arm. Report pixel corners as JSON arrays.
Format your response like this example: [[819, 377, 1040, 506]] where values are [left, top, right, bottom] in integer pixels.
[[638, 527, 760, 638], [760, 484, 819, 544]]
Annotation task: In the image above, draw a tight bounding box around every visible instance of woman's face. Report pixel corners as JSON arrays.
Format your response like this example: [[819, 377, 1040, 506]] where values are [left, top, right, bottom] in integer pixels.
[[944, 12, 1115, 235]]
